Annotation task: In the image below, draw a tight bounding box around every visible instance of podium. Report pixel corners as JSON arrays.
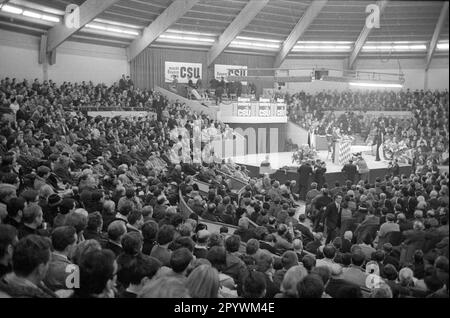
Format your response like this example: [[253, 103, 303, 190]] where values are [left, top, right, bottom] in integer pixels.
[[259, 162, 276, 176], [336, 139, 352, 165]]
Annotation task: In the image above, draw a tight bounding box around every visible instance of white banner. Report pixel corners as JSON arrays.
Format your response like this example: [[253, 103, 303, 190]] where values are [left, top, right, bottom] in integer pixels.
[[165, 61, 202, 83], [214, 64, 247, 84]]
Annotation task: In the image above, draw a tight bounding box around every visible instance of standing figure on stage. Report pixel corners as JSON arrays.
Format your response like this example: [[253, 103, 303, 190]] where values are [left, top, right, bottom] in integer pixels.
[[297, 160, 313, 201], [374, 126, 384, 161], [331, 127, 342, 163]]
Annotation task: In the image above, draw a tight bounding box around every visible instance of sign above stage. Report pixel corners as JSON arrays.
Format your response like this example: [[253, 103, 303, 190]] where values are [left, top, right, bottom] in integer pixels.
[[165, 61, 202, 83], [218, 97, 288, 123]]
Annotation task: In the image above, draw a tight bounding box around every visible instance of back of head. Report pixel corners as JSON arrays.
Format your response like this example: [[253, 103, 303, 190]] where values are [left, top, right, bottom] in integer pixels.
[[185, 264, 219, 298], [225, 235, 241, 253], [281, 264, 308, 297], [51, 226, 77, 252], [0, 224, 17, 259], [370, 283, 393, 298], [138, 276, 190, 298], [246, 239, 260, 255], [297, 273, 324, 298], [6, 197, 25, 218], [302, 255, 316, 272], [206, 246, 227, 271], [107, 220, 127, 241], [13, 235, 51, 277], [281, 251, 299, 269], [170, 247, 193, 273], [87, 211, 103, 232], [76, 249, 116, 296], [64, 211, 88, 234], [311, 266, 331, 285], [122, 231, 143, 255], [22, 204, 42, 225], [323, 245, 336, 259], [293, 239, 303, 251], [156, 225, 176, 245], [127, 255, 162, 285], [243, 270, 266, 298], [351, 251, 365, 267]]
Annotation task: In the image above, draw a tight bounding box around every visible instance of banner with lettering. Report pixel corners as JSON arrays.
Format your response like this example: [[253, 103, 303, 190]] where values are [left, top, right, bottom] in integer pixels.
[[259, 98, 271, 117], [237, 97, 251, 117], [165, 61, 202, 83], [276, 98, 286, 116], [214, 64, 248, 84]]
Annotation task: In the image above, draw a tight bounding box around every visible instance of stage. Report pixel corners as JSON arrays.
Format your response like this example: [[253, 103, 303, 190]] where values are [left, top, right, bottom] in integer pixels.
[[230, 145, 413, 185]]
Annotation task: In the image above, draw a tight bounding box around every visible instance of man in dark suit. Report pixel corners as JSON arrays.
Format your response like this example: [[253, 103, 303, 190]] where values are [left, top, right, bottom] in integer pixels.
[[297, 161, 313, 201], [341, 159, 358, 183], [324, 194, 342, 244], [103, 220, 127, 257], [44, 226, 77, 291]]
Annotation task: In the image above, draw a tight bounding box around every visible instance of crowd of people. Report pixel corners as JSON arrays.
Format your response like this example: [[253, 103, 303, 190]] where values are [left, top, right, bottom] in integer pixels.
[[288, 89, 449, 166], [0, 76, 448, 298]]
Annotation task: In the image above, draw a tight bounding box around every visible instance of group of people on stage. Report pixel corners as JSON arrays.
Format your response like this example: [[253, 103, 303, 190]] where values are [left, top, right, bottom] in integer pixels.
[[288, 89, 449, 167]]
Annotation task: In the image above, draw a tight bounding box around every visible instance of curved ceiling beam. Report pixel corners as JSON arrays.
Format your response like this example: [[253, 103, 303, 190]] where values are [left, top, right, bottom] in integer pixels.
[[348, 0, 388, 69], [206, 0, 269, 67], [425, 1, 449, 71], [47, 0, 120, 52], [127, 0, 199, 62], [273, 0, 328, 68]]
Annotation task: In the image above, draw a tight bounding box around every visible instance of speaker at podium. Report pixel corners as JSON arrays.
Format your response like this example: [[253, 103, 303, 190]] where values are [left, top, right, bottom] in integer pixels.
[[259, 155, 277, 176]]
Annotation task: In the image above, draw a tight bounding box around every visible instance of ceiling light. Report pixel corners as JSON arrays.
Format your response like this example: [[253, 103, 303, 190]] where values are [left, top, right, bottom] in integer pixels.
[[121, 30, 139, 36], [298, 41, 353, 44], [349, 82, 403, 88], [166, 29, 216, 37], [93, 18, 141, 29], [159, 34, 215, 42], [437, 42, 449, 51], [1, 4, 23, 14], [41, 14, 59, 22], [293, 45, 351, 51], [22, 10, 41, 18], [230, 40, 280, 49], [86, 23, 107, 31], [236, 36, 281, 43]]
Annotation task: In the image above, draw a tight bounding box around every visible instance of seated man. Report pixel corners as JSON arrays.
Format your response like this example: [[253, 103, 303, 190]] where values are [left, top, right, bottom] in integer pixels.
[[44, 226, 78, 292], [0, 235, 56, 298]]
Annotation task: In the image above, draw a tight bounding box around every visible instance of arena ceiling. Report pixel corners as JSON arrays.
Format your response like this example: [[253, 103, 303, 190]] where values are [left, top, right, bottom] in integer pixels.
[[0, 0, 448, 65]]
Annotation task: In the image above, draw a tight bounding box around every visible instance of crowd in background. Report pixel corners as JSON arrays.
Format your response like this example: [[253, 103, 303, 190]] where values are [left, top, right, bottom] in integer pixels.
[[0, 76, 448, 298]]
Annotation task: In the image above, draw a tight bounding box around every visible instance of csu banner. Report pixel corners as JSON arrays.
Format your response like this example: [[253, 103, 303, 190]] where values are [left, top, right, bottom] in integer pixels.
[[165, 61, 202, 83], [237, 97, 251, 117], [214, 64, 247, 84]]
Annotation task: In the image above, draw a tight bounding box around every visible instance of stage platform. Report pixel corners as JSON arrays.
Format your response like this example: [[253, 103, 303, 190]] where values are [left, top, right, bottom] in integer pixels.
[[230, 145, 413, 185]]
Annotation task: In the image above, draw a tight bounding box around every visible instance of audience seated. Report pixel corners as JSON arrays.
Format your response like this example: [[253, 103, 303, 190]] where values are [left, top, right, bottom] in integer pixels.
[[0, 77, 448, 298]]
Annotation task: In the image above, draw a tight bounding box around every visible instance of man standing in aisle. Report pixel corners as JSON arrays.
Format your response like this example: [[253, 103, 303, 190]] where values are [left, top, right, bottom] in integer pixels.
[[297, 160, 313, 202], [324, 195, 342, 244], [356, 155, 370, 183], [342, 159, 358, 183]]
